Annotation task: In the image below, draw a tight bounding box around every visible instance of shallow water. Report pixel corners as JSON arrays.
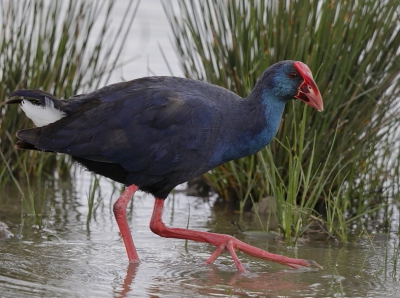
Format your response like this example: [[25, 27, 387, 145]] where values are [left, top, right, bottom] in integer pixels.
[[1, 172, 400, 298]]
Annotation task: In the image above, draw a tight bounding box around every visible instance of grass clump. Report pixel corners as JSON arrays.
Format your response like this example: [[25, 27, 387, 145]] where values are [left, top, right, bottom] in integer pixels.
[[0, 0, 139, 184], [165, 0, 400, 242], [0, 0, 139, 229]]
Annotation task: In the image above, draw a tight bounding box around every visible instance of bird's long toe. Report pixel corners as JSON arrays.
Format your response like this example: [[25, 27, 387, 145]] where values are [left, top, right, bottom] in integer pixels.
[[204, 235, 321, 272]]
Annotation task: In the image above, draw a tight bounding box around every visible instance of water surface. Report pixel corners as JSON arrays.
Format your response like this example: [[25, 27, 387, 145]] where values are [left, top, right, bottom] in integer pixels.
[[1, 172, 399, 297]]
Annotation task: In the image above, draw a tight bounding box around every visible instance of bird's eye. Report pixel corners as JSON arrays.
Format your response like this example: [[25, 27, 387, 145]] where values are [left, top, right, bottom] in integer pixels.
[[289, 72, 297, 78]]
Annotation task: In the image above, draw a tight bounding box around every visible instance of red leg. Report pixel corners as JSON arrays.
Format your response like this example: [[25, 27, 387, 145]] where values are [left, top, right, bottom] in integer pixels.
[[150, 198, 322, 272], [113, 185, 140, 263]]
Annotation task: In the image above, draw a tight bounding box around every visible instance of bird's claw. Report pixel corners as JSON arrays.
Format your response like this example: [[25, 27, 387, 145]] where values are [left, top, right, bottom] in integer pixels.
[[306, 259, 323, 270]]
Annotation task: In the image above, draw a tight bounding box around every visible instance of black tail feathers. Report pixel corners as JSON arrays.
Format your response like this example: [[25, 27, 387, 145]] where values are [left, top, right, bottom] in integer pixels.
[[5, 89, 64, 110], [15, 140, 38, 151], [16, 127, 42, 143], [14, 127, 44, 151]]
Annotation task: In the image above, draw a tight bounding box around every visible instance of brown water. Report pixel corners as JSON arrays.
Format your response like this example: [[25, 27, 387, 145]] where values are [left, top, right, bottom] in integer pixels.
[[1, 173, 399, 298]]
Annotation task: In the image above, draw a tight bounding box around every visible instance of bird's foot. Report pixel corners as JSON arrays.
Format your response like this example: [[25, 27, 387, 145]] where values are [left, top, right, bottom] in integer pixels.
[[150, 198, 322, 273], [203, 234, 322, 272]]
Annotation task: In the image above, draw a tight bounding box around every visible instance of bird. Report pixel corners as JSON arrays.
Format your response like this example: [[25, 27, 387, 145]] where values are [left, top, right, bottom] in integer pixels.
[[5, 60, 323, 272]]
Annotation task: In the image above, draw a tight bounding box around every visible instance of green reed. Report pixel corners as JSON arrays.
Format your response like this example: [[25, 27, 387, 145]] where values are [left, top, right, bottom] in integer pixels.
[[0, 0, 139, 229], [0, 0, 139, 185], [166, 0, 400, 243]]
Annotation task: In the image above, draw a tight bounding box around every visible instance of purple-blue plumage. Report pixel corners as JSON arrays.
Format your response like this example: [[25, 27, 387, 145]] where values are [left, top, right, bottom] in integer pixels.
[[7, 60, 322, 198]]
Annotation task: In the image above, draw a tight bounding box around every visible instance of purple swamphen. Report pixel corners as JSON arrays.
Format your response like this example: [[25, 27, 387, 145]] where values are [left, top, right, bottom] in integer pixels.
[[5, 60, 323, 272]]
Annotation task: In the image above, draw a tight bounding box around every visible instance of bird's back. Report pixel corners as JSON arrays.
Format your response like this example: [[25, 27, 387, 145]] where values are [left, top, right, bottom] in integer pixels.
[[14, 76, 249, 198]]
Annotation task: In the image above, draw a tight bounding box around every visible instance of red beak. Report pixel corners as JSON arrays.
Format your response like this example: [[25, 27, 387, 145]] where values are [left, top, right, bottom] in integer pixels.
[[293, 61, 323, 112]]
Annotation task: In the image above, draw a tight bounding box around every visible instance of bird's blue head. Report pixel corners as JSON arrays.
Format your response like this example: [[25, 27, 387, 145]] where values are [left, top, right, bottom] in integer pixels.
[[256, 60, 323, 112]]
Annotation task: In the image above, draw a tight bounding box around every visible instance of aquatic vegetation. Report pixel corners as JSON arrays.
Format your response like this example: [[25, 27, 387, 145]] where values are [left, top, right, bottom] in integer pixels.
[[0, 0, 139, 184], [166, 0, 400, 242]]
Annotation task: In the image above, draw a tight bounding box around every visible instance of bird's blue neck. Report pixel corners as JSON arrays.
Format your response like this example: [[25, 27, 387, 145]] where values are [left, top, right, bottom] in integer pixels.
[[220, 89, 287, 162]]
